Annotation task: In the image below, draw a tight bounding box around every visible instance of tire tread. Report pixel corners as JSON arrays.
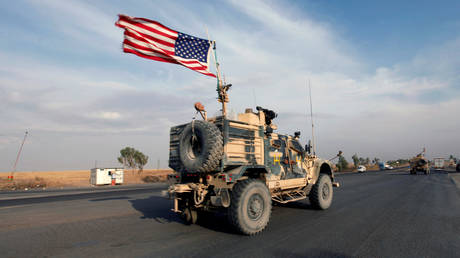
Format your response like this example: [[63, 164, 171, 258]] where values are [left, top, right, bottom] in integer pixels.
[[178, 120, 223, 173], [309, 174, 333, 210], [228, 179, 271, 235]]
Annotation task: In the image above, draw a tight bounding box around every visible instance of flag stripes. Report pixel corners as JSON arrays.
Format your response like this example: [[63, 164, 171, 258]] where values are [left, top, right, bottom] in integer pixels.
[[115, 14, 215, 77]]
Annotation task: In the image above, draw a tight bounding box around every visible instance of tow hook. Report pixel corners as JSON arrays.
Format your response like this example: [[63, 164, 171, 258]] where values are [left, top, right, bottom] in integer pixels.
[[332, 182, 340, 188]]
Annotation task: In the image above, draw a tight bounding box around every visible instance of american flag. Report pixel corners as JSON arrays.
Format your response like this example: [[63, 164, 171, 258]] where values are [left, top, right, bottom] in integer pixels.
[[115, 14, 216, 77]]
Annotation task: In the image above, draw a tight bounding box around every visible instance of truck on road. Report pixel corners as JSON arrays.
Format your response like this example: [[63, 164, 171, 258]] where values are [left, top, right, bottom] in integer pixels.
[[433, 158, 445, 170], [167, 84, 339, 235], [410, 149, 430, 175]]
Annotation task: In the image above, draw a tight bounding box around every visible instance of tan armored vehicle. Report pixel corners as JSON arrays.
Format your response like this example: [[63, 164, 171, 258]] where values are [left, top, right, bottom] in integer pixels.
[[167, 84, 340, 235], [410, 149, 430, 175]]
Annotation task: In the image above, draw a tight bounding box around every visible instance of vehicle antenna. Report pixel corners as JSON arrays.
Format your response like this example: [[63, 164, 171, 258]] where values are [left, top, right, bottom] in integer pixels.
[[308, 80, 316, 155], [10, 131, 28, 180], [252, 88, 257, 108]]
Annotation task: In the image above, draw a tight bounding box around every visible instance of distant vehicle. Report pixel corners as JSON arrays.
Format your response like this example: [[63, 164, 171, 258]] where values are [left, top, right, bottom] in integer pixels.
[[433, 158, 445, 170], [410, 149, 430, 175], [378, 162, 385, 170], [357, 165, 366, 173], [384, 164, 394, 170], [457, 162, 460, 172]]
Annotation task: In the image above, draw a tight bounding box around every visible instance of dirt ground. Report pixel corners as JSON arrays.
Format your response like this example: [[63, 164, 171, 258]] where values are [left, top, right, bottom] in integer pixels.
[[1, 163, 411, 190], [0, 169, 172, 191]]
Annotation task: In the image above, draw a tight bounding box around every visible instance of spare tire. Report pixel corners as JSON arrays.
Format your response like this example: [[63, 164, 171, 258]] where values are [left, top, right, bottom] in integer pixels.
[[179, 120, 223, 173], [418, 159, 427, 166]]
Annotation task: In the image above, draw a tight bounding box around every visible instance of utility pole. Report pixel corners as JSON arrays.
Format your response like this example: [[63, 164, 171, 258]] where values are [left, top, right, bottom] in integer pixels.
[[9, 131, 28, 180]]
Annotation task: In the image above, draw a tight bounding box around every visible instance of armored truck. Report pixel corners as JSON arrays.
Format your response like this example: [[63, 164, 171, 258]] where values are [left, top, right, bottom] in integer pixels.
[[410, 153, 430, 175], [167, 103, 339, 235]]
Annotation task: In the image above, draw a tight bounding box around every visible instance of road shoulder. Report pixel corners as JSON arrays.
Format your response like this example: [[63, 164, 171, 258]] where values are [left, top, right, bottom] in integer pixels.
[[0, 183, 167, 201], [449, 173, 460, 190]]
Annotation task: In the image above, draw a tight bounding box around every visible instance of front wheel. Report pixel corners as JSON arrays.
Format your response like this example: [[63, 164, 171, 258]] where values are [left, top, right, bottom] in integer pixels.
[[228, 179, 272, 235], [309, 174, 333, 210]]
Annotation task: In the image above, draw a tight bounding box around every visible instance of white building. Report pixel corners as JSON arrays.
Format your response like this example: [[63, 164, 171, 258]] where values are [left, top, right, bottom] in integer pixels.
[[90, 168, 124, 185]]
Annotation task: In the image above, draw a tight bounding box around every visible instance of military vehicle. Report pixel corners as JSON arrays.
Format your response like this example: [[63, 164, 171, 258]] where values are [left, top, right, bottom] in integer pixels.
[[410, 149, 430, 175], [167, 83, 340, 235]]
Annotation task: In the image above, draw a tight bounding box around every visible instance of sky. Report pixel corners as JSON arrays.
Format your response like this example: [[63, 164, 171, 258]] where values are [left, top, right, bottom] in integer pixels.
[[1, 0, 459, 171]]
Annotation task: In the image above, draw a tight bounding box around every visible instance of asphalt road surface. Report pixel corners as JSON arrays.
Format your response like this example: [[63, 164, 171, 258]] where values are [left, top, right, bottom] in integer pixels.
[[1, 169, 459, 257]]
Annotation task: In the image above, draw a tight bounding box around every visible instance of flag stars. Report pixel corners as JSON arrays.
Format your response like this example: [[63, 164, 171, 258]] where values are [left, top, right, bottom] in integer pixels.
[[174, 32, 210, 62]]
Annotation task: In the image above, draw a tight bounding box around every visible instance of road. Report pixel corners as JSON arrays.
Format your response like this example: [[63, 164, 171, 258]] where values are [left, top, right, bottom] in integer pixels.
[[1, 169, 459, 257]]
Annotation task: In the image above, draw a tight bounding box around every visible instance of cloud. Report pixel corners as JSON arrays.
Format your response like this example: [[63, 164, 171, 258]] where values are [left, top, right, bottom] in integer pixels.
[[226, 0, 361, 73], [27, 0, 120, 51], [0, 50, 199, 136], [89, 111, 122, 120]]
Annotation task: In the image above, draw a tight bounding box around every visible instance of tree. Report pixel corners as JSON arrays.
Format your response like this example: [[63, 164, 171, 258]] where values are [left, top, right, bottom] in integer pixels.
[[134, 150, 149, 174], [387, 160, 398, 166], [397, 159, 409, 165], [336, 156, 349, 172], [365, 157, 370, 165], [118, 147, 149, 175], [373, 157, 380, 164], [352, 154, 359, 168], [118, 147, 136, 173]]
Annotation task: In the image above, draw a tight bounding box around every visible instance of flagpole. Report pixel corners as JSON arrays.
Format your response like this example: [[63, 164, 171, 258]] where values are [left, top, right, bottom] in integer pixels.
[[206, 27, 226, 117], [213, 43, 228, 117]]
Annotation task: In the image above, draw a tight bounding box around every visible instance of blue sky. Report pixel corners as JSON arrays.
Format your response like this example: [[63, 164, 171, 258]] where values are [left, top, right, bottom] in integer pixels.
[[1, 0, 459, 171], [305, 0, 460, 66]]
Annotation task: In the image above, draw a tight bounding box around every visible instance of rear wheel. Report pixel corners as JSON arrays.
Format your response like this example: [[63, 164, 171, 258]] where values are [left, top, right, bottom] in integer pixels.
[[309, 174, 333, 210], [228, 179, 272, 235], [178, 198, 198, 224], [182, 207, 198, 224]]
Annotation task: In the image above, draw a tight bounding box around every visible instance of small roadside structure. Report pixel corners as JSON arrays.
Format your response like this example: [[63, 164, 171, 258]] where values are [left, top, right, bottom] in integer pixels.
[[90, 168, 124, 185]]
